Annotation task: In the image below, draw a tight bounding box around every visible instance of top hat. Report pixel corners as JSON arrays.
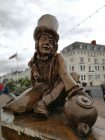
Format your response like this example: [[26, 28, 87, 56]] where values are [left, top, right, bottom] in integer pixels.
[[33, 14, 59, 42]]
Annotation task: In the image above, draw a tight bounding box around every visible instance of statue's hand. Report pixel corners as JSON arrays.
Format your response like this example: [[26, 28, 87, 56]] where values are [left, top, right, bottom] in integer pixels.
[[66, 85, 85, 101]]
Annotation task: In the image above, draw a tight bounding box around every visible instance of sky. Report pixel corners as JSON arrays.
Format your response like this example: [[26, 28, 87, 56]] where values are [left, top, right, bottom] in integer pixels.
[[0, 0, 105, 76]]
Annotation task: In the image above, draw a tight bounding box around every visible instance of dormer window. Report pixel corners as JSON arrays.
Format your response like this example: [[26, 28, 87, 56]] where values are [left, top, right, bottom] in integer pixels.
[[70, 46, 73, 50], [94, 46, 97, 50], [79, 44, 82, 49], [87, 45, 91, 49], [100, 47, 104, 51]]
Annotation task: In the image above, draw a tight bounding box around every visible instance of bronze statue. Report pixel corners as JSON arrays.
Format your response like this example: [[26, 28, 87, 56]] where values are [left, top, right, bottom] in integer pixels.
[[3, 14, 98, 136]]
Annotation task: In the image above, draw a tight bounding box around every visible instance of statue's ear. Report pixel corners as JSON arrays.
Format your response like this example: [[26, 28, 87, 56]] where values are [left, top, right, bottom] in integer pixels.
[[35, 40, 39, 51], [55, 43, 58, 51], [28, 60, 32, 67], [53, 43, 58, 54], [28, 57, 34, 67]]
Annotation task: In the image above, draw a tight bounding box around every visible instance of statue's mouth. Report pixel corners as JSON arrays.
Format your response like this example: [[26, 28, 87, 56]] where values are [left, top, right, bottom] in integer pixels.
[[42, 46, 50, 51]]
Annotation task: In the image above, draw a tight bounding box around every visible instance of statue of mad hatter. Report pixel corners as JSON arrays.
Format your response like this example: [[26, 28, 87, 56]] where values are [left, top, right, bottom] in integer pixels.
[[3, 14, 98, 136]]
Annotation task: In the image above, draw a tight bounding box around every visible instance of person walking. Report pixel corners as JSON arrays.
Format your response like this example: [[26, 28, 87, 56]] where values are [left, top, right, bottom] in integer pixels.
[[101, 83, 105, 101]]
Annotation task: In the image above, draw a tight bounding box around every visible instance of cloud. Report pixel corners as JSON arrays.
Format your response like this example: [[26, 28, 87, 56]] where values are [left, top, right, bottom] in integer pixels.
[[0, 1, 27, 32], [0, 0, 105, 76]]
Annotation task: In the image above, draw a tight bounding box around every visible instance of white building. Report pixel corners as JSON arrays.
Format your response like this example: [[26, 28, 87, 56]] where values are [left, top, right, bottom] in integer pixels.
[[61, 41, 105, 86], [1, 40, 105, 86], [0, 69, 30, 83]]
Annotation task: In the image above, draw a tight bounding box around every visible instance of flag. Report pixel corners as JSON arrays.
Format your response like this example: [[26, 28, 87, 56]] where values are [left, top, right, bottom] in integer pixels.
[[9, 53, 17, 60]]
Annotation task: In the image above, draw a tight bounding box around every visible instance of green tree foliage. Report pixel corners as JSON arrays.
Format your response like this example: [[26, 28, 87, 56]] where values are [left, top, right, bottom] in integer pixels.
[[5, 77, 31, 94], [6, 79, 16, 92]]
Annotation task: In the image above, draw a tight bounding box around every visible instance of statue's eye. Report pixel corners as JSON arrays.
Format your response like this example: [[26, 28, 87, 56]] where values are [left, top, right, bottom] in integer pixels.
[[49, 39, 55, 46], [49, 40, 54, 45], [39, 35, 48, 41], [40, 37, 46, 41]]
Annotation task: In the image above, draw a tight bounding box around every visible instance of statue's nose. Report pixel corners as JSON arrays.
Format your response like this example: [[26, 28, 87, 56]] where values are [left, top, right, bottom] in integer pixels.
[[44, 40, 50, 46], [46, 39, 49, 43]]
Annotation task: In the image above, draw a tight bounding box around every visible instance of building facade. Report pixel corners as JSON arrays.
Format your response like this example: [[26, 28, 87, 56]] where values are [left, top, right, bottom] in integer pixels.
[[1, 41, 105, 86], [0, 69, 30, 83], [62, 41, 105, 86]]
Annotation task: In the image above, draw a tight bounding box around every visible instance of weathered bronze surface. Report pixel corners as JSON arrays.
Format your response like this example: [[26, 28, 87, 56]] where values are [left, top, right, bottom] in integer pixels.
[[1, 110, 96, 140], [2, 14, 98, 137], [1, 99, 105, 140], [64, 94, 97, 136]]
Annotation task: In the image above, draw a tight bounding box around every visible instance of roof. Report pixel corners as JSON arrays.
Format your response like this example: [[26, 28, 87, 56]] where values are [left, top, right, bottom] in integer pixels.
[[62, 41, 105, 53]]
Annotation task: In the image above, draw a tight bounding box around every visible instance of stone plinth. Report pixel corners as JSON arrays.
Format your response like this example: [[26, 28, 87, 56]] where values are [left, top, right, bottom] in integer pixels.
[[1, 111, 96, 140]]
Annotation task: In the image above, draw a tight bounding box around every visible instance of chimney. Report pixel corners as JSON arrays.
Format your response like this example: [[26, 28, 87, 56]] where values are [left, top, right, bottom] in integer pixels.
[[91, 40, 96, 45]]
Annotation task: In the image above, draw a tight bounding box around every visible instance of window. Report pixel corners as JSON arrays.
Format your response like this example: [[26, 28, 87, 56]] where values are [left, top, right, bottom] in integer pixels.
[[79, 44, 83, 49], [83, 65, 85, 71], [80, 65, 82, 71], [98, 66, 99, 71], [80, 65, 85, 71], [94, 75, 100, 80], [94, 58, 98, 63], [80, 75, 86, 81], [70, 46, 73, 50], [95, 65, 99, 71], [94, 46, 97, 50], [71, 66, 74, 71], [71, 58, 74, 63], [100, 47, 104, 51], [97, 75, 100, 79], [88, 58, 91, 62], [88, 75, 93, 80], [84, 75, 86, 80], [89, 66, 91, 72], [81, 75, 83, 80], [80, 57, 84, 63], [95, 66, 97, 71], [87, 45, 91, 49], [102, 66, 105, 71], [102, 58, 105, 64]]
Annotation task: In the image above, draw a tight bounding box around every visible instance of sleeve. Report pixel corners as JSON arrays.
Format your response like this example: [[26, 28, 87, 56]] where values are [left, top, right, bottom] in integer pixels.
[[57, 53, 78, 91], [28, 56, 35, 87], [30, 66, 35, 87]]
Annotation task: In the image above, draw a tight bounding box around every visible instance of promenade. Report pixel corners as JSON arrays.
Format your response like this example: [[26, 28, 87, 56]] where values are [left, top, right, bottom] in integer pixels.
[[0, 94, 11, 140]]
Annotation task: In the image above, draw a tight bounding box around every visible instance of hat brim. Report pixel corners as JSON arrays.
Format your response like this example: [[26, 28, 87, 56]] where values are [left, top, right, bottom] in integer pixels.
[[33, 26, 59, 42]]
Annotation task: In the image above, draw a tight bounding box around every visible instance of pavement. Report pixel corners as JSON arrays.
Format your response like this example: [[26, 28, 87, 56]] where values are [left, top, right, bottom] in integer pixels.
[[0, 94, 11, 140]]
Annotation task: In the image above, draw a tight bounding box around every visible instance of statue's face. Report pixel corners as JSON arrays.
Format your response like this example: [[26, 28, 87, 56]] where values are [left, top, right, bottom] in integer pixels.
[[38, 34, 55, 56]]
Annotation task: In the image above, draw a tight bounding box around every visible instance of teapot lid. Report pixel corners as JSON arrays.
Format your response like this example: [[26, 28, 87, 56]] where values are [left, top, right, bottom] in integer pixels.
[[74, 95, 94, 108]]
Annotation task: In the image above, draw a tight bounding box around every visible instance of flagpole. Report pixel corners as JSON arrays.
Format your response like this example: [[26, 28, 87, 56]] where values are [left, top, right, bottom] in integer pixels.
[[16, 52, 18, 84], [9, 52, 18, 83], [12, 68, 13, 80]]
